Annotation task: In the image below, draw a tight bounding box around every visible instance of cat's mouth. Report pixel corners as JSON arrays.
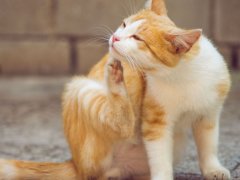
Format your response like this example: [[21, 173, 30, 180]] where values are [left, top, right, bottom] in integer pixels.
[[109, 45, 124, 60], [111, 46, 120, 55], [109, 36, 124, 59]]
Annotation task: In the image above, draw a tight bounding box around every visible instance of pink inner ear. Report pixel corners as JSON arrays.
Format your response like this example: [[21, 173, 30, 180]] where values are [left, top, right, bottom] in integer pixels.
[[166, 29, 202, 54]]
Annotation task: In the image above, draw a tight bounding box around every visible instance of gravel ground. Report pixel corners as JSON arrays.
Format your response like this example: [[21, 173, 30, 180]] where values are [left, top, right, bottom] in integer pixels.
[[0, 72, 239, 179]]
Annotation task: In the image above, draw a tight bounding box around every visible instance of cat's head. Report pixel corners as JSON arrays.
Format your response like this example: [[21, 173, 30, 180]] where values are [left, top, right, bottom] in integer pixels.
[[109, 0, 202, 74]]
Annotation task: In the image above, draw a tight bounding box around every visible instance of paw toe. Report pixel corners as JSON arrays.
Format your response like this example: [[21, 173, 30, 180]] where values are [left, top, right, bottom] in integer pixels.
[[204, 168, 231, 180], [108, 60, 124, 83]]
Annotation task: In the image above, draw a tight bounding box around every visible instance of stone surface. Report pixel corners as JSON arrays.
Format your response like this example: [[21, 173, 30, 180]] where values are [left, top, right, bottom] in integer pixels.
[[232, 162, 240, 180], [214, 0, 240, 43], [0, 40, 70, 75], [56, 0, 146, 36], [0, 77, 70, 162], [0, 0, 54, 35], [0, 73, 239, 179], [77, 41, 108, 74], [166, 0, 211, 37]]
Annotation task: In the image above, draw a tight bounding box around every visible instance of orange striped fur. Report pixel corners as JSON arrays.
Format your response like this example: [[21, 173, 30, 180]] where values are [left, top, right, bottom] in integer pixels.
[[63, 58, 144, 179]]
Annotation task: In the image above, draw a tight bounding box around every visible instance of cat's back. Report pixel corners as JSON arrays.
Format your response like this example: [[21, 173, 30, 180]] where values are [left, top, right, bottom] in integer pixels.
[[197, 36, 228, 73], [192, 36, 231, 92]]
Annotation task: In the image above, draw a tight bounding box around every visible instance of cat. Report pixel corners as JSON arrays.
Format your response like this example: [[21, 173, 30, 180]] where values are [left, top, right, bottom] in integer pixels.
[[0, 0, 231, 180], [108, 0, 231, 179]]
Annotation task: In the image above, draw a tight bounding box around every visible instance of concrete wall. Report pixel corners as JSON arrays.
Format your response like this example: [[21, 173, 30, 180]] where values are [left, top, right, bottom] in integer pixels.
[[0, 0, 239, 75]]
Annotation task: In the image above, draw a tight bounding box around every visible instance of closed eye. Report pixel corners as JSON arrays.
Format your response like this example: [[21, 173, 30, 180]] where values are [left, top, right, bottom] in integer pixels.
[[122, 21, 126, 28], [131, 35, 142, 41]]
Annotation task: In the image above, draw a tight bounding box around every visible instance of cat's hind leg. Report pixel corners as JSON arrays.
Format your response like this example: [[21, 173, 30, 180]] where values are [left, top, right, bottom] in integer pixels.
[[103, 59, 136, 138], [100, 143, 149, 180]]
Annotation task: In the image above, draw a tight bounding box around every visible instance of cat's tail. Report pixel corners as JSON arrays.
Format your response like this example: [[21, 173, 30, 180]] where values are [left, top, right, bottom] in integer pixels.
[[0, 159, 78, 180]]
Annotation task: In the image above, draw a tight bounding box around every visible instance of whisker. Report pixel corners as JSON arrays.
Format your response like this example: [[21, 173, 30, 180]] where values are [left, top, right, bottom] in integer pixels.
[[85, 37, 109, 47], [90, 26, 113, 38], [88, 36, 109, 42], [131, 53, 144, 69], [131, 0, 137, 14], [120, 1, 131, 17], [120, 49, 143, 75], [129, 0, 138, 15], [128, 54, 145, 76], [128, 0, 134, 15], [126, 56, 138, 72], [118, 49, 135, 70], [111, 44, 146, 76], [126, 51, 145, 75], [127, 58, 136, 71], [129, 57, 139, 73], [114, 46, 136, 71], [124, 0, 133, 17], [101, 25, 114, 34], [126, 55, 138, 72], [88, 26, 113, 47], [85, 42, 107, 47]]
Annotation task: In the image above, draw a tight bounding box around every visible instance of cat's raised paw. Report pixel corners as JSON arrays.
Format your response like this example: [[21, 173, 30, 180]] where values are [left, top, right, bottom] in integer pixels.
[[203, 166, 231, 180], [108, 59, 124, 84]]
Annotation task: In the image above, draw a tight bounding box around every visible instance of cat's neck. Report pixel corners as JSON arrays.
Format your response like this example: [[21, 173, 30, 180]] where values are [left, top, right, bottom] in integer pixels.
[[147, 55, 201, 85], [146, 36, 222, 85]]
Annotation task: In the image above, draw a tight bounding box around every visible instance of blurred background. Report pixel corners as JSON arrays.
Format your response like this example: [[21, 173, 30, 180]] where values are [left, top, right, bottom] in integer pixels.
[[0, 0, 239, 75], [0, 0, 239, 178]]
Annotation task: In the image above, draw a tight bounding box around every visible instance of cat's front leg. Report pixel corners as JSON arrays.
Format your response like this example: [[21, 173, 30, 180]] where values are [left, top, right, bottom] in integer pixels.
[[142, 102, 174, 180], [144, 138, 173, 180], [192, 110, 231, 180]]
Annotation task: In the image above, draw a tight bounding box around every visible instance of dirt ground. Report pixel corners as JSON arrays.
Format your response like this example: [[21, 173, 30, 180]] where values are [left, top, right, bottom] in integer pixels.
[[0, 72, 239, 179]]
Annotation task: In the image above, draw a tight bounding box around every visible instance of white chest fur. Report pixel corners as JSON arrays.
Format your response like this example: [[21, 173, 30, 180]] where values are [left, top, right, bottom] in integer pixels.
[[146, 37, 228, 121]]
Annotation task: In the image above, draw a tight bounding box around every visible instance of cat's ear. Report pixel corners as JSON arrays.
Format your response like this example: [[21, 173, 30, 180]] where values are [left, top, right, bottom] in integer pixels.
[[165, 29, 202, 54], [151, 0, 167, 15]]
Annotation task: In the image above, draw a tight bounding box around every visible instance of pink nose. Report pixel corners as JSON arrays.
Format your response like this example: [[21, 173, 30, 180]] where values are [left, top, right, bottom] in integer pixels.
[[112, 35, 120, 43]]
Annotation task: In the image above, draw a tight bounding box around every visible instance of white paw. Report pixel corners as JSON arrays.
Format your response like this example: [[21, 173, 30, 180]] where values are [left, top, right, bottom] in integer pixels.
[[152, 172, 173, 180], [203, 166, 231, 180]]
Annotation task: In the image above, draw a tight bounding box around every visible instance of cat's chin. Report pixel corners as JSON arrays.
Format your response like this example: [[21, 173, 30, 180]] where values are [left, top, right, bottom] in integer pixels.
[[109, 48, 125, 61]]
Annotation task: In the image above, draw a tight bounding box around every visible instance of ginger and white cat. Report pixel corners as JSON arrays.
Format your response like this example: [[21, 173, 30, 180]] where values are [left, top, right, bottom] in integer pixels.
[[0, 0, 231, 180], [110, 1, 230, 179]]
